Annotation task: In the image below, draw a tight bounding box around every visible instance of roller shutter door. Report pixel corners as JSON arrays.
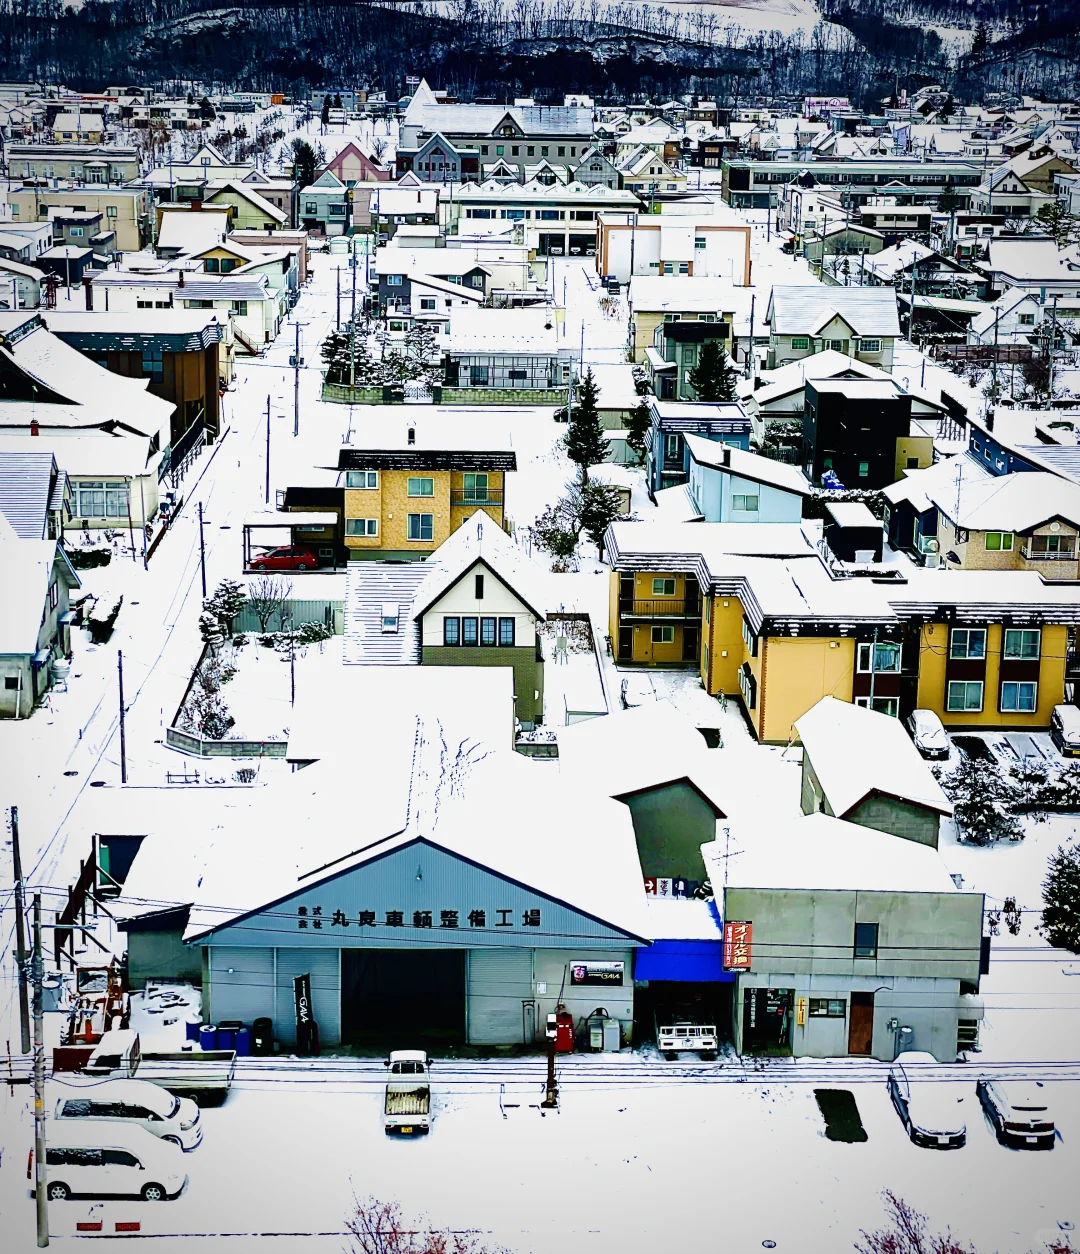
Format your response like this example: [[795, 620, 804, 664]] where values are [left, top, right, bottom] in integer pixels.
[[208, 947, 274, 1027], [274, 948, 341, 1048], [467, 949, 533, 1045]]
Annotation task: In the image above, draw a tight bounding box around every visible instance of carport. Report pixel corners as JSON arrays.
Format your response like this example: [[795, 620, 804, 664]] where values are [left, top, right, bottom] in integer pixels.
[[242, 510, 342, 571]]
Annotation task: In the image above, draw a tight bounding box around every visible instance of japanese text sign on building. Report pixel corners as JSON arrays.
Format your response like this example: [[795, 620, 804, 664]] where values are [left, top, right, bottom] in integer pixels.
[[643, 877, 697, 898], [295, 905, 542, 931], [570, 961, 624, 987], [723, 920, 753, 970]]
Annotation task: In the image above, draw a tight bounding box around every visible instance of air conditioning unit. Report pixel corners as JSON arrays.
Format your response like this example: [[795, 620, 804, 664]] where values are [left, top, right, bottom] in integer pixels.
[[924, 553, 942, 569]]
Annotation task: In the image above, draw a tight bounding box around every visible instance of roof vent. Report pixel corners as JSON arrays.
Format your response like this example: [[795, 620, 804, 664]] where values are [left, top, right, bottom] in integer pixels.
[[407, 426, 416, 445]]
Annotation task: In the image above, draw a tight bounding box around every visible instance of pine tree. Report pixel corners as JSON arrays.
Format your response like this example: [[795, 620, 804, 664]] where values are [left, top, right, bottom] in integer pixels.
[[939, 756, 1024, 845], [625, 397, 652, 465], [1036, 201, 1079, 249], [688, 340, 738, 402], [564, 368, 606, 484], [320, 95, 331, 128], [579, 480, 625, 559], [1041, 840, 1080, 953]]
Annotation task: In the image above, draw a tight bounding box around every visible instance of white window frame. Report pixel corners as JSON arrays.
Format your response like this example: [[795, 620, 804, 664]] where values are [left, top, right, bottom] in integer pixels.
[[1000, 681, 1037, 713], [855, 695, 899, 717], [407, 476, 435, 497], [407, 513, 434, 542], [857, 641, 901, 673], [1003, 628, 1040, 660], [949, 627, 986, 660], [651, 577, 676, 597], [860, 338, 882, 353], [731, 494, 759, 512], [947, 679, 984, 713], [346, 470, 379, 489], [345, 518, 378, 536], [984, 531, 1014, 551]]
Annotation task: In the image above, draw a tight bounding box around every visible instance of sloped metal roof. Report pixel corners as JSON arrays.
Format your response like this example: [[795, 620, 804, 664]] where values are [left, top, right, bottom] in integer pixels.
[[0, 450, 57, 538]]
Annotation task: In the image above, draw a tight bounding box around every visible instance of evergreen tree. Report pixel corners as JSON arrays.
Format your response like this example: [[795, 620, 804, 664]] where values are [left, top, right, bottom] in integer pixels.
[[320, 95, 331, 128], [579, 480, 625, 559], [688, 340, 738, 402], [937, 176, 961, 214], [1036, 201, 1079, 249], [564, 368, 606, 484], [939, 756, 1024, 845], [290, 137, 323, 187], [1041, 840, 1080, 953], [198, 97, 215, 122], [625, 397, 652, 466]]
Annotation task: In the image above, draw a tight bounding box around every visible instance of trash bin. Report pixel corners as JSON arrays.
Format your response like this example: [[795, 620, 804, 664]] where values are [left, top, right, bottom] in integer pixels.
[[252, 1017, 273, 1056], [217, 1027, 236, 1050], [184, 1018, 201, 1043], [234, 1027, 251, 1057], [198, 1024, 217, 1052]]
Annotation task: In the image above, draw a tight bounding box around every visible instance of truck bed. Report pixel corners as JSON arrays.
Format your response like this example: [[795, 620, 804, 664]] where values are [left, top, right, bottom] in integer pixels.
[[385, 1088, 430, 1117]]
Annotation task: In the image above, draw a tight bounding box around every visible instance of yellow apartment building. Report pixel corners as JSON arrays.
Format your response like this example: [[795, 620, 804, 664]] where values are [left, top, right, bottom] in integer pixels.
[[606, 521, 1080, 743]]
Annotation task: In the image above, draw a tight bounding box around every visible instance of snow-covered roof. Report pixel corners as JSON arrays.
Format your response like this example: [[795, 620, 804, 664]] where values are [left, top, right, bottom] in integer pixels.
[[447, 307, 559, 354], [0, 433, 153, 477], [684, 434, 811, 496], [795, 696, 952, 818], [589, 363, 640, 411], [557, 699, 726, 816], [156, 210, 229, 255], [824, 501, 880, 529], [987, 237, 1080, 281], [0, 539, 76, 653], [652, 483, 704, 522], [343, 561, 427, 665], [644, 896, 724, 942], [375, 247, 488, 278], [706, 812, 959, 894], [628, 275, 742, 314], [206, 179, 288, 224], [0, 449, 59, 538], [766, 286, 902, 338]]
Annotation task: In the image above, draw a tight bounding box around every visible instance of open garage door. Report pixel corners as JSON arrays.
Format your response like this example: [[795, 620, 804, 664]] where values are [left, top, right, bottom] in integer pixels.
[[341, 948, 465, 1049]]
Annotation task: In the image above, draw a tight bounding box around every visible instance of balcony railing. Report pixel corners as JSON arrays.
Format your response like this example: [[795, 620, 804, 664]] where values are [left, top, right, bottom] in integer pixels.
[[619, 598, 701, 618], [1021, 545, 1076, 562], [451, 490, 504, 506]]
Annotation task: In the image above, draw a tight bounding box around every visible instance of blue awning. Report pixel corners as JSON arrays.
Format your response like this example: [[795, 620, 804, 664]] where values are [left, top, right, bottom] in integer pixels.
[[634, 940, 732, 983], [31, 649, 51, 667]]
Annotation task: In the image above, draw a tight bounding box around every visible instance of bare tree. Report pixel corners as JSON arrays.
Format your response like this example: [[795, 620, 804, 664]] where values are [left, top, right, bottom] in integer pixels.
[[856, 1192, 977, 1254], [346, 1196, 507, 1254], [246, 575, 293, 633]]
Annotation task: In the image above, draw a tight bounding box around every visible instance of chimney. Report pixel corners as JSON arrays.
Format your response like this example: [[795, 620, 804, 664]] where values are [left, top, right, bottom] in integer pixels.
[[722, 445, 731, 467], [177, 270, 185, 288], [83, 276, 93, 310], [30, 419, 39, 437], [191, 199, 202, 211]]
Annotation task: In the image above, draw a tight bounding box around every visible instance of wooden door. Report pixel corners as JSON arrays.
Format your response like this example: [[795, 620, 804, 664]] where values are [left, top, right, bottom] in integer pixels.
[[848, 992, 874, 1055]]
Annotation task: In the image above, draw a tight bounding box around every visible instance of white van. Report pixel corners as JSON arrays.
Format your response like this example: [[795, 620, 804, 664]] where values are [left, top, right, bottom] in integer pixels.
[[51, 1078, 202, 1150], [1050, 704, 1080, 757], [32, 1123, 187, 1202]]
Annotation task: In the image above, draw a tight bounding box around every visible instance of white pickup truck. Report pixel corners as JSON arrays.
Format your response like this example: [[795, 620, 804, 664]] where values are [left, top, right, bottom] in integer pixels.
[[384, 1050, 431, 1136], [655, 1005, 718, 1060], [81, 1029, 236, 1107]]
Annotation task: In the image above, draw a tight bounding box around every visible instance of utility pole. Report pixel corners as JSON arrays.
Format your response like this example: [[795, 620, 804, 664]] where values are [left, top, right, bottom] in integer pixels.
[[265, 395, 271, 505], [198, 500, 207, 599], [11, 806, 30, 1054], [351, 236, 357, 324], [541, 1030, 558, 1109], [1048, 292, 1060, 400], [118, 651, 127, 785], [32, 893, 48, 1248], [293, 321, 302, 438], [745, 292, 755, 379], [868, 627, 879, 712]]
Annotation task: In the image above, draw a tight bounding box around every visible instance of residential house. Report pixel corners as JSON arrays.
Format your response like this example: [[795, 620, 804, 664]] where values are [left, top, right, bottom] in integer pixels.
[[204, 180, 288, 231], [443, 307, 571, 401], [684, 436, 810, 524], [645, 399, 751, 494], [855, 199, 934, 237], [796, 697, 952, 847], [0, 258, 44, 310], [978, 237, 1080, 301], [966, 287, 1043, 346], [394, 132, 480, 183], [370, 186, 440, 245], [37, 245, 94, 286], [627, 275, 744, 364], [597, 213, 752, 284], [343, 510, 546, 726], [604, 519, 1080, 740], [648, 317, 735, 400], [375, 247, 493, 311], [320, 141, 391, 185], [156, 204, 232, 259], [573, 148, 622, 190], [47, 208, 117, 262], [5, 143, 140, 184], [884, 431, 1080, 581], [0, 531, 80, 717], [834, 240, 981, 298], [969, 144, 1078, 216], [298, 170, 352, 236], [332, 416, 516, 558], [0, 222, 55, 263], [44, 308, 226, 445], [230, 229, 310, 285], [947, 214, 1010, 263], [0, 448, 69, 539], [616, 146, 687, 196], [804, 221, 887, 272], [765, 286, 901, 370], [7, 186, 152, 252], [802, 377, 930, 489], [50, 112, 107, 143], [709, 814, 983, 1059]]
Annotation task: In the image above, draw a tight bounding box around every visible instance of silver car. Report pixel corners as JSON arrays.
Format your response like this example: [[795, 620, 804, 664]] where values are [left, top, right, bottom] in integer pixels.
[[906, 709, 949, 760], [977, 1078, 1055, 1149], [888, 1051, 967, 1149]]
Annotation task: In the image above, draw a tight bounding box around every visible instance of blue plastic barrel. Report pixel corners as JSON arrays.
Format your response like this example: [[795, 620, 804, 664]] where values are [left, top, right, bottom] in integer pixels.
[[234, 1027, 251, 1057], [185, 1018, 201, 1043], [217, 1027, 236, 1050], [199, 1024, 217, 1052]]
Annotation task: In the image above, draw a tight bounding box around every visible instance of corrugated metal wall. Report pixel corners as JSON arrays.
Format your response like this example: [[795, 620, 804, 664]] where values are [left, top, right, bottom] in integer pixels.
[[274, 948, 342, 1047], [231, 600, 343, 635], [467, 949, 533, 1045], [207, 946, 273, 1026]]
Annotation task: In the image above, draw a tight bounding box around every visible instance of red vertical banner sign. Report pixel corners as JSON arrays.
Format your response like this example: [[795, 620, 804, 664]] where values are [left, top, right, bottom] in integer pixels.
[[723, 920, 753, 970]]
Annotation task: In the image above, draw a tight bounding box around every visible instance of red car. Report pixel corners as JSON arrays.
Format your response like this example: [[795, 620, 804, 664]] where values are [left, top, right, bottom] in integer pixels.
[[249, 545, 319, 572]]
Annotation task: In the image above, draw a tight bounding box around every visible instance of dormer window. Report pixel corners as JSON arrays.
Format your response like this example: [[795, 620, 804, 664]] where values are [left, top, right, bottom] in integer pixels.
[[381, 603, 399, 633]]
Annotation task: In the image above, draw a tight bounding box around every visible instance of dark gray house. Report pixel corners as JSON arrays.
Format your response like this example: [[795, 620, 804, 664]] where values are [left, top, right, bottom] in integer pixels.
[[802, 377, 913, 489], [795, 697, 952, 848]]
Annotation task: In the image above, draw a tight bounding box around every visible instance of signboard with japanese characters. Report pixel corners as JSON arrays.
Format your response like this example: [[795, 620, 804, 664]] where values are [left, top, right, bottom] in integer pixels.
[[569, 961, 624, 987], [643, 877, 699, 899], [200, 840, 637, 950], [723, 920, 753, 970]]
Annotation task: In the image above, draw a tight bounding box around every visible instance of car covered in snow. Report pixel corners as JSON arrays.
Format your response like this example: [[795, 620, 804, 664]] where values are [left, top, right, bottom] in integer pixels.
[[977, 1078, 1055, 1149], [905, 709, 949, 760], [51, 1078, 202, 1151], [888, 1051, 967, 1149]]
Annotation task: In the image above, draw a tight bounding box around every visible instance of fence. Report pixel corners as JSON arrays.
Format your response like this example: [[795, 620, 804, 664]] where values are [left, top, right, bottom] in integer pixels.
[[165, 727, 288, 758], [231, 599, 343, 635]]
